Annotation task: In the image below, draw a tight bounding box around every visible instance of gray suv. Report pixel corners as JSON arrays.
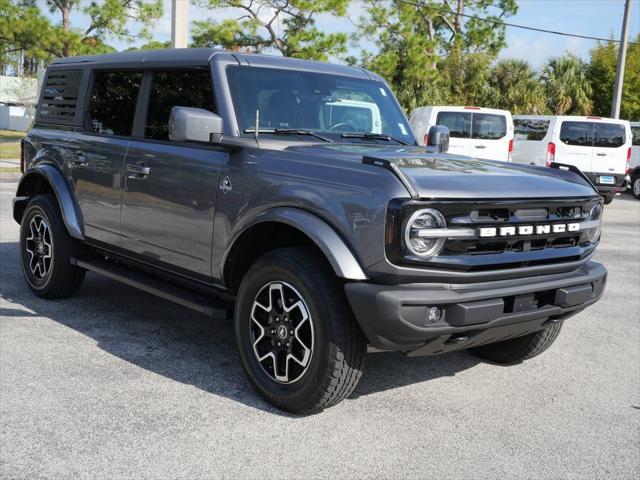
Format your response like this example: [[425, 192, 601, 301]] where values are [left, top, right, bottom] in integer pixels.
[[14, 49, 607, 413]]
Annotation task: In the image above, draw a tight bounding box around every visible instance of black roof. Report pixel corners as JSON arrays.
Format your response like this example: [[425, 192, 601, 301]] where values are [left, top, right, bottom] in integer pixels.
[[50, 48, 376, 80]]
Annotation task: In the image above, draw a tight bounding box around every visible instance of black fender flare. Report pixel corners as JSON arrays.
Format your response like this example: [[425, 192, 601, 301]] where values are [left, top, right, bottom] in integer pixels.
[[222, 207, 368, 282], [14, 163, 85, 240]]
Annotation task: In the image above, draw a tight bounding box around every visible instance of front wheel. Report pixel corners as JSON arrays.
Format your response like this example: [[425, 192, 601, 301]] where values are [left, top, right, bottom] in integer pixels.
[[470, 321, 563, 365], [234, 247, 366, 414]]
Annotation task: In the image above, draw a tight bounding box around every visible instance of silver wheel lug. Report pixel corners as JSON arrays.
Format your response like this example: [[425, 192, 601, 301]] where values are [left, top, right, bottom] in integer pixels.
[[277, 341, 281, 347], [270, 329, 275, 335]]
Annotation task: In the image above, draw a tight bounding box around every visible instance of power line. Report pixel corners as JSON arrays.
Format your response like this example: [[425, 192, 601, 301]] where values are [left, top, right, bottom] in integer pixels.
[[396, 0, 639, 45]]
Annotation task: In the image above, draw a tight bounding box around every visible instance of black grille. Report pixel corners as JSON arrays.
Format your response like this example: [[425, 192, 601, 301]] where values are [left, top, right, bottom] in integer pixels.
[[39, 70, 83, 123]]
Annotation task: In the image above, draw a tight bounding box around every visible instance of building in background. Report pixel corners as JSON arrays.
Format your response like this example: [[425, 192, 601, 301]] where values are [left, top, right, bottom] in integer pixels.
[[0, 75, 40, 131]]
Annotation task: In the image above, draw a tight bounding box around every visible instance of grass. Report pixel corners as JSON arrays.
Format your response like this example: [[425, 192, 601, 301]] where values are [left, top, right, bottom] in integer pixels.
[[0, 166, 21, 174], [0, 130, 26, 141], [0, 142, 21, 159]]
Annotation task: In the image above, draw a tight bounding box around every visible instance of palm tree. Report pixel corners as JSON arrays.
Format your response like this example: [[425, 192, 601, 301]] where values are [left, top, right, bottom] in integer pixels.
[[542, 54, 593, 115], [488, 59, 546, 114]]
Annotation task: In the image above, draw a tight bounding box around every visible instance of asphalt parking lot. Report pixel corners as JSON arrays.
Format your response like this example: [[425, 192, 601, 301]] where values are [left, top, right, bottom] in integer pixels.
[[1, 180, 638, 479]]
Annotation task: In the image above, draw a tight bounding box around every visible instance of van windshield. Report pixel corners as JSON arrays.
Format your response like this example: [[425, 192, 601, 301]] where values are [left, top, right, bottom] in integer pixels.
[[560, 121, 626, 148], [435, 111, 507, 140], [226, 66, 415, 144]]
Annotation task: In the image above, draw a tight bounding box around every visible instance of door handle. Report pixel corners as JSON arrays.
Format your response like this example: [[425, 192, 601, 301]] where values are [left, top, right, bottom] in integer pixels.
[[596, 153, 607, 157], [126, 164, 151, 177], [474, 145, 487, 149]]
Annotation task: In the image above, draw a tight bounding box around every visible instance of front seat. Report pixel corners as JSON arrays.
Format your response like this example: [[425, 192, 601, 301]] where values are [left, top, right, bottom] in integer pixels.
[[262, 91, 299, 128]]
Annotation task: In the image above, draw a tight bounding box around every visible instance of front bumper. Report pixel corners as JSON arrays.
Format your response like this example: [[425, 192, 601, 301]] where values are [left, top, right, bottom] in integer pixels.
[[345, 261, 606, 356]]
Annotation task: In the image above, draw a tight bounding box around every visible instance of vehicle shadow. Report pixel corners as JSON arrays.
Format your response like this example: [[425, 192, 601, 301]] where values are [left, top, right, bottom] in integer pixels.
[[0, 241, 479, 415]]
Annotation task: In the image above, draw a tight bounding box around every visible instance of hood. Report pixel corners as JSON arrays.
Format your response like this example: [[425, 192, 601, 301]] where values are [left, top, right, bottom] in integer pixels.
[[285, 144, 599, 200]]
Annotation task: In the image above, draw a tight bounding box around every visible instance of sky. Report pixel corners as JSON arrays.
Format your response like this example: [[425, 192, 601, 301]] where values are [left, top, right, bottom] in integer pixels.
[[47, 0, 640, 69]]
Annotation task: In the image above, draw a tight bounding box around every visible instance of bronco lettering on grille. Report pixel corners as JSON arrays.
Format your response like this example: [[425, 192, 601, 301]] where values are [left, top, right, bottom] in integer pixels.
[[479, 223, 581, 238]]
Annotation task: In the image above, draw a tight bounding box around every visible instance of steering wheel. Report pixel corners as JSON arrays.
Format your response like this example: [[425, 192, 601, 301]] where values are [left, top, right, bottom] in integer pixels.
[[328, 122, 357, 132]]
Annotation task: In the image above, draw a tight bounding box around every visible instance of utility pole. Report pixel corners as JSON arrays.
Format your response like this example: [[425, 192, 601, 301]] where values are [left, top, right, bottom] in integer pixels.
[[611, 0, 632, 119], [171, 0, 189, 48]]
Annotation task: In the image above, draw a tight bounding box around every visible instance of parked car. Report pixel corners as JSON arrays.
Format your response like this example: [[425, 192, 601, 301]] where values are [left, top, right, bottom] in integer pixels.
[[512, 115, 632, 204], [15, 49, 606, 413], [408, 106, 514, 162], [628, 121, 640, 199]]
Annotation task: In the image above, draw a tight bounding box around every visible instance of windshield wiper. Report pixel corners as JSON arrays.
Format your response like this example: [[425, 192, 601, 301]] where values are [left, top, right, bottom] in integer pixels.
[[340, 132, 409, 145], [244, 128, 333, 143]]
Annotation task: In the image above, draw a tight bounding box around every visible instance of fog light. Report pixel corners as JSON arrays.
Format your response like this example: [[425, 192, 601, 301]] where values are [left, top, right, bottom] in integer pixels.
[[426, 306, 443, 324]]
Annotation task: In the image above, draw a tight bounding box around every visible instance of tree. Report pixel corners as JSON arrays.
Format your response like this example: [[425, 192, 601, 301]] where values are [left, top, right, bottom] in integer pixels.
[[355, 0, 518, 111], [486, 59, 546, 114], [192, 0, 349, 61], [588, 36, 640, 120], [542, 54, 593, 115]]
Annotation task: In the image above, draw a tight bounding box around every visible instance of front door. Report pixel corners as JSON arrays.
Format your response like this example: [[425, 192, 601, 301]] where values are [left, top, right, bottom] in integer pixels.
[[120, 69, 225, 277], [68, 71, 143, 245]]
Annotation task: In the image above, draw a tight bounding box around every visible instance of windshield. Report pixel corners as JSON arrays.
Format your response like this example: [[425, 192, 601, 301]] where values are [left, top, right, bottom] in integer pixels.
[[226, 66, 415, 144]]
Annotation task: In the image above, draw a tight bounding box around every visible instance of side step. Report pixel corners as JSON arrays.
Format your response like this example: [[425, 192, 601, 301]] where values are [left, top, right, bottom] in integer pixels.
[[71, 257, 230, 319]]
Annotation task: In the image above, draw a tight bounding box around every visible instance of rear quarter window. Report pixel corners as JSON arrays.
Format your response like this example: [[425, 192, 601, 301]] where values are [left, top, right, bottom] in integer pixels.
[[38, 69, 84, 124], [514, 119, 550, 141]]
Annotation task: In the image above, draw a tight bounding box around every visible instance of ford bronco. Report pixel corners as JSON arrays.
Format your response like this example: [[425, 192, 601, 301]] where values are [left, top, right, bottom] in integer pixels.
[[14, 49, 606, 413]]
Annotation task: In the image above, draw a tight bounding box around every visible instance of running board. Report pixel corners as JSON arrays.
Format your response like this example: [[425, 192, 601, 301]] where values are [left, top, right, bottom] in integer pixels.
[[71, 257, 229, 319]]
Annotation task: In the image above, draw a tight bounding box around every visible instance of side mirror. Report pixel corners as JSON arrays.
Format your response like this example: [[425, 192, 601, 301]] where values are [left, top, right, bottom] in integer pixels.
[[426, 125, 450, 153], [169, 106, 223, 143]]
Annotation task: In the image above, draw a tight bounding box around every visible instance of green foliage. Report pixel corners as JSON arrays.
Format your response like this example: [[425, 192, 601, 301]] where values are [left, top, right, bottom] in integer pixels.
[[192, 0, 349, 61], [588, 35, 640, 120], [356, 0, 517, 112], [486, 59, 546, 114], [1, 0, 162, 72], [542, 53, 593, 115]]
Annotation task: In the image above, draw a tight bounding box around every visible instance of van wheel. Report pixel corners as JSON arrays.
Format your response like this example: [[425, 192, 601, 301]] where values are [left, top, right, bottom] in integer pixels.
[[470, 321, 563, 365], [234, 247, 366, 414], [632, 175, 640, 200], [603, 194, 614, 205], [19, 194, 85, 298]]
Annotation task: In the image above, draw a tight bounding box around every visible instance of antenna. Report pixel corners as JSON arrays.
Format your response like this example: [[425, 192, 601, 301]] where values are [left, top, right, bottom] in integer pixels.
[[255, 109, 259, 141]]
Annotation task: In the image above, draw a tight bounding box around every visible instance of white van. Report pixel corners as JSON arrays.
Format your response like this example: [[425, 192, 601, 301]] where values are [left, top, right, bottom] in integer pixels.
[[324, 99, 382, 134], [628, 121, 640, 199], [408, 106, 514, 162], [512, 115, 632, 204]]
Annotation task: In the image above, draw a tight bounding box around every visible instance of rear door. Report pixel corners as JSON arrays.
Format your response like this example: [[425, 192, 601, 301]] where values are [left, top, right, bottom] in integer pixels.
[[512, 117, 551, 166], [631, 124, 640, 170], [591, 121, 628, 178], [470, 112, 509, 161], [435, 111, 471, 156], [556, 120, 593, 171], [121, 69, 225, 277], [68, 70, 143, 245]]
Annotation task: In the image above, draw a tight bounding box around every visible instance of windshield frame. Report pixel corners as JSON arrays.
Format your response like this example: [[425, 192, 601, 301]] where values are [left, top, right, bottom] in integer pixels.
[[224, 65, 417, 145]]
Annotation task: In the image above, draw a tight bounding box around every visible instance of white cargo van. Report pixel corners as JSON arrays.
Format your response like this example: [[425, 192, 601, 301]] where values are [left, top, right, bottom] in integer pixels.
[[628, 121, 640, 199], [512, 115, 632, 204], [408, 106, 514, 162]]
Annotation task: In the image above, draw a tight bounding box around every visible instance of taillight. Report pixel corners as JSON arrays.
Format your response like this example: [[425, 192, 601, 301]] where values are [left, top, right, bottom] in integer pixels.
[[508, 139, 513, 161], [20, 139, 25, 173], [626, 147, 631, 175], [423, 133, 429, 146], [545, 142, 556, 167]]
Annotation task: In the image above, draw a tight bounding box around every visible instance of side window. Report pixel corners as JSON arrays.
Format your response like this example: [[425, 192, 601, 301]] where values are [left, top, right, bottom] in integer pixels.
[[145, 70, 215, 140], [86, 71, 142, 136], [471, 113, 507, 140], [559, 121, 593, 147], [633, 127, 640, 146], [514, 119, 550, 141], [436, 111, 471, 138]]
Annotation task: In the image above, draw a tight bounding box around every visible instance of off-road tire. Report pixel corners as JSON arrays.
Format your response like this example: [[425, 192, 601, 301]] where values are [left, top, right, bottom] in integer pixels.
[[470, 321, 563, 365], [234, 247, 367, 414], [19, 194, 85, 298]]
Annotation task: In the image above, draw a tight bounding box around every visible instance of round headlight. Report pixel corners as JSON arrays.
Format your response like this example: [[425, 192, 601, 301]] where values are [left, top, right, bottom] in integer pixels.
[[404, 208, 447, 258], [587, 203, 603, 242]]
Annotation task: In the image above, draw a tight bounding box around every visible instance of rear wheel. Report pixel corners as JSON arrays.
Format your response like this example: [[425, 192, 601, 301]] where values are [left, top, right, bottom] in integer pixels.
[[19, 194, 85, 298], [603, 194, 614, 205], [632, 175, 640, 200], [470, 321, 563, 365], [234, 247, 366, 414]]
